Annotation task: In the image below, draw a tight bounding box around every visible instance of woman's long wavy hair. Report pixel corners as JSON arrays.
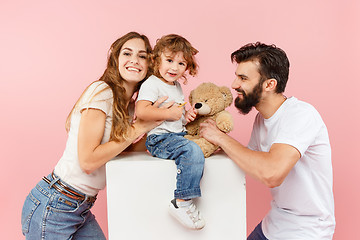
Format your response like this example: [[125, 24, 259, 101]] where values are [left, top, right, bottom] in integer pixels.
[[65, 32, 152, 141]]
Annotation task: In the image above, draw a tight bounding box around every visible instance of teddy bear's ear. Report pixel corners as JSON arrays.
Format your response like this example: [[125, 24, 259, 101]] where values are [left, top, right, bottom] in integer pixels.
[[220, 86, 233, 107]]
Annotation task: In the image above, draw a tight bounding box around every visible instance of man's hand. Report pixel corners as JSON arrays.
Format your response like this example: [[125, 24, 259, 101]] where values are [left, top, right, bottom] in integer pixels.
[[199, 119, 226, 146]]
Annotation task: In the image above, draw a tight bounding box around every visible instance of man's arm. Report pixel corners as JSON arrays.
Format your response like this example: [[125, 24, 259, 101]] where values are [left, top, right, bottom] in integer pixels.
[[200, 119, 300, 188]]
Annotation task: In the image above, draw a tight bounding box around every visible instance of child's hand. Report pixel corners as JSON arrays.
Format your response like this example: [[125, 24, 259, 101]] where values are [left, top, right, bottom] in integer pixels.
[[185, 105, 198, 123]]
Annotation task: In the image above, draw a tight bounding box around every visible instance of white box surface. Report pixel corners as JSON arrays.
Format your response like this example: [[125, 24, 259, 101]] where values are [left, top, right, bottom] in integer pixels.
[[106, 152, 246, 240]]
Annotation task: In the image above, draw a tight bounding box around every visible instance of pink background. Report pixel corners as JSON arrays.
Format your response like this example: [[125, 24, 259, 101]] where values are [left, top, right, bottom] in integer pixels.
[[1, 0, 359, 239]]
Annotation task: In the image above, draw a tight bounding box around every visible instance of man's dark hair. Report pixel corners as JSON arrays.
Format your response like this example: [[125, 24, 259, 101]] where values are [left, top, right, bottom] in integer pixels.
[[231, 42, 290, 93]]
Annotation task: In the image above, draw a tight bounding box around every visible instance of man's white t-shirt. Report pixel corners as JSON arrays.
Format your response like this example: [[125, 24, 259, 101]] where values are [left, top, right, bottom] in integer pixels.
[[248, 97, 335, 239], [54, 81, 134, 196], [137, 75, 186, 136]]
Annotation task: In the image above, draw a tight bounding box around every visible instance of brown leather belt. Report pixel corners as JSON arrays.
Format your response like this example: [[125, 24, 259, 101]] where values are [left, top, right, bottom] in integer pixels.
[[42, 172, 97, 204]]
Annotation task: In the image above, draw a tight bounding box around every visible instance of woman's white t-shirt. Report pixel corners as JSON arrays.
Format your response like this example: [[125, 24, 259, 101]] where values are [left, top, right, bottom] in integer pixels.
[[54, 81, 129, 196]]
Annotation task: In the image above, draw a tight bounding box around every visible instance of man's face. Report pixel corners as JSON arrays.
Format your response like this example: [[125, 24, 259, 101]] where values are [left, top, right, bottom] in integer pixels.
[[231, 61, 264, 114]]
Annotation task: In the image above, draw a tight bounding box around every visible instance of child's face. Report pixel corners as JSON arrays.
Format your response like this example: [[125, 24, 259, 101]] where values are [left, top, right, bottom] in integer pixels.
[[158, 50, 187, 85]]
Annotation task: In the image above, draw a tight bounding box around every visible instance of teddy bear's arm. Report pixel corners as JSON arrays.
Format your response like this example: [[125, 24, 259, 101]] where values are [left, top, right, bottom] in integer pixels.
[[215, 111, 234, 133], [185, 119, 200, 135]]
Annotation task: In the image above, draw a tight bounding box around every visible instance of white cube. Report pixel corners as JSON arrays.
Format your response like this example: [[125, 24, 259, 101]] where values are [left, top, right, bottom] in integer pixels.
[[106, 152, 246, 240]]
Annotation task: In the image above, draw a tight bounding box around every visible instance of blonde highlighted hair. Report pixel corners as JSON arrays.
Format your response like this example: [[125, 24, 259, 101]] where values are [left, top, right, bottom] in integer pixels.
[[65, 32, 152, 141], [152, 34, 198, 83]]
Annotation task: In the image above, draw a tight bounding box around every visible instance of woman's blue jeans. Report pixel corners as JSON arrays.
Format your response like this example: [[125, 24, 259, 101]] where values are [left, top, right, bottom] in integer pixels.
[[146, 132, 205, 200], [21, 173, 106, 240]]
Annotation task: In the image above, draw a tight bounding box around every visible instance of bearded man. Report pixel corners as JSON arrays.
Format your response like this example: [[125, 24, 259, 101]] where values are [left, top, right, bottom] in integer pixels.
[[199, 42, 335, 240]]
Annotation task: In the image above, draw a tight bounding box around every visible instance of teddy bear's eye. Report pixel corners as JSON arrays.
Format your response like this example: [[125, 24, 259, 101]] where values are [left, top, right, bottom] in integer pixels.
[[205, 100, 208, 103]]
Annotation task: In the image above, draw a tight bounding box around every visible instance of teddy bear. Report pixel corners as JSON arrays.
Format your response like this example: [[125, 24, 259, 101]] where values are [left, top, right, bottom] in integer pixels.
[[185, 82, 234, 157]]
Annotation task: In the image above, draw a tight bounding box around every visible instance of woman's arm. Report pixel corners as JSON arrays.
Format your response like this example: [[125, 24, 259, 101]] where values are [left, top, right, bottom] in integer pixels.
[[124, 134, 147, 152], [77, 97, 172, 174], [77, 108, 157, 174]]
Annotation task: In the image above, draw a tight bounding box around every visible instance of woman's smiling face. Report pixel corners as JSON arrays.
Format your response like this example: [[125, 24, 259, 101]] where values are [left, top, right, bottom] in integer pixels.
[[118, 38, 149, 83]]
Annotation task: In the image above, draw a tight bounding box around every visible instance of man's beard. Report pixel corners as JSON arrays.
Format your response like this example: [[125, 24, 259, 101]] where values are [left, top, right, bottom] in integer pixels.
[[234, 83, 263, 114]]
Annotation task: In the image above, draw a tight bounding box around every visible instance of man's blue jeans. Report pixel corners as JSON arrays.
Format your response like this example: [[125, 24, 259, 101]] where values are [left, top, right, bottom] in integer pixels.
[[146, 132, 205, 200], [248, 222, 268, 240], [21, 173, 106, 240]]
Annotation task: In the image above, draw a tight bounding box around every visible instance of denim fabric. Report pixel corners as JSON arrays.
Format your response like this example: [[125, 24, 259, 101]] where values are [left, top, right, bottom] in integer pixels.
[[248, 222, 268, 240], [21, 173, 106, 240], [146, 132, 205, 199]]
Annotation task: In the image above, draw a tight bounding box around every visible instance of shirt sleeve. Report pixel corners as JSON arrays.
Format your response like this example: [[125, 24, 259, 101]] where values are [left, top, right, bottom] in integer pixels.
[[274, 105, 323, 157], [137, 77, 159, 103], [79, 81, 113, 115]]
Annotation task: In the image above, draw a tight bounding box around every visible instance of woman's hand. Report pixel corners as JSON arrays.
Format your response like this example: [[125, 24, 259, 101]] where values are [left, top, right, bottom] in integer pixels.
[[156, 96, 184, 121], [166, 104, 184, 121], [132, 96, 172, 133], [136, 96, 181, 122], [128, 96, 175, 152], [154, 96, 173, 109]]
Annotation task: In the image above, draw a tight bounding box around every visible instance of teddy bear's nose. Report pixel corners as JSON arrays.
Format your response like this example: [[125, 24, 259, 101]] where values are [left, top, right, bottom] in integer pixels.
[[195, 103, 202, 109]]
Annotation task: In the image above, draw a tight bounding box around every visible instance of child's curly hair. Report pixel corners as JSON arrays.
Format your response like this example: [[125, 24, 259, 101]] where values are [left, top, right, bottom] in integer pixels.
[[152, 34, 199, 83]]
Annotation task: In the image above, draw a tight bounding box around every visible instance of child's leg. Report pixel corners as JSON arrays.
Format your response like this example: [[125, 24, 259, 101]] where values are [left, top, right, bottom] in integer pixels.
[[146, 132, 206, 229], [146, 133, 205, 199], [172, 140, 205, 200], [166, 134, 205, 229]]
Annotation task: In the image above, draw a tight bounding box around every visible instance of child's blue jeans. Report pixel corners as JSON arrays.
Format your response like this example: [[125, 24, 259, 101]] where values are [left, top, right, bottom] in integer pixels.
[[146, 132, 205, 200]]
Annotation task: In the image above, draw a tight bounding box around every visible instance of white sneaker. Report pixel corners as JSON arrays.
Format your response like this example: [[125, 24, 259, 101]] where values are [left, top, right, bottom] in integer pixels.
[[168, 199, 205, 230]]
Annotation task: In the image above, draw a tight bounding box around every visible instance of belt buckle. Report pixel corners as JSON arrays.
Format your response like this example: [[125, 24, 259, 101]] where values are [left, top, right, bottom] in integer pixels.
[[44, 174, 85, 202]]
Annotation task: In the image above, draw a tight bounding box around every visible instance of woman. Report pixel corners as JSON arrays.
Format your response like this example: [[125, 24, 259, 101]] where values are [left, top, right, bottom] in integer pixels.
[[21, 32, 164, 239]]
